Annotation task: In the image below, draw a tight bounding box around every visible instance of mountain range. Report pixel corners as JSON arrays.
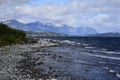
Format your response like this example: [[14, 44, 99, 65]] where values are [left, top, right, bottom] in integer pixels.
[[2, 19, 98, 36]]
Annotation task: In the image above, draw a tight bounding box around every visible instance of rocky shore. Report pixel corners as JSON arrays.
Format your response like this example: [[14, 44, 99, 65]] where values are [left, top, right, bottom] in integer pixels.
[[0, 39, 120, 80], [0, 39, 58, 80]]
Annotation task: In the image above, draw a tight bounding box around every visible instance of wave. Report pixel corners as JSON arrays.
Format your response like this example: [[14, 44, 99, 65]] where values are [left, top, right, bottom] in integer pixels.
[[102, 67, 120, 78], [81, 52, 120, 61]]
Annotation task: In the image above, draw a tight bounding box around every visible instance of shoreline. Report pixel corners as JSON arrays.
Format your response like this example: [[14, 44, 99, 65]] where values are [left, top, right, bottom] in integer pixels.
[[0, 39, 120, 80], [0, 39, 59, 80]]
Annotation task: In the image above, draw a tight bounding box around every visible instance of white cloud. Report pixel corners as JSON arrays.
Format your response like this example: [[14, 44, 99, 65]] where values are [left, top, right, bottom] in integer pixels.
[[0, 0, 32, 8], [0, 0, 120, 32]]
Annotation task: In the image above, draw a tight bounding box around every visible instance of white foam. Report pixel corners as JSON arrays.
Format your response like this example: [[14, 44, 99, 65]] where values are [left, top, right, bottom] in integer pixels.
[[76, 43, 81, 45], [61, 40, 76, 44], [109, 69, 115, 73], [102, 67, 109, 70], [99, 62, 106, 64], [74, 60, 88, 64], [83, 44, 89, 46], [116, 73, 120, 78], [103, 51, 115, 54], [85, 47, 95, 49], [100, 51, 120, 55], [101, 48, 107, 51], [81, 52, 120, 60]]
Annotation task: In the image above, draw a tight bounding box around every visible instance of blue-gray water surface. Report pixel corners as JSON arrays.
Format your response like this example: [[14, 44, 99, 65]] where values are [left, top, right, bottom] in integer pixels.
[[18, 37, 120, 80], [40, 37, 120, 80], [39, 37, 120, 52]]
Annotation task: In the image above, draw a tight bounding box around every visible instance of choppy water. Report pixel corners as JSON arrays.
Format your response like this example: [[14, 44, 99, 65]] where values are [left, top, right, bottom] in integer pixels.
[[44, 44, 120, 80], [42, 37, 120, 79], [18, 37, 120, 80], [39, 37, 120, 52]]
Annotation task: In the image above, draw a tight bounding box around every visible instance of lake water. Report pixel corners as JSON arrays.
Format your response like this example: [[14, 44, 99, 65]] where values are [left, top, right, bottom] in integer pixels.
[[20, 37, 120, 80], [40, 37, 120, 80], [39, 37, 120, 52]]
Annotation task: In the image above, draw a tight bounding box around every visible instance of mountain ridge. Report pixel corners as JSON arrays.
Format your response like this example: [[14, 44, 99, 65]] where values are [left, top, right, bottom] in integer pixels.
[[2, 19, 98, 36]]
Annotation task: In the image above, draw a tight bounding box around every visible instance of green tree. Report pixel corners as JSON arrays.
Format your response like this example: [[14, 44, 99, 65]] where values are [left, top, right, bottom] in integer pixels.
[[0, 23, 27, 46]]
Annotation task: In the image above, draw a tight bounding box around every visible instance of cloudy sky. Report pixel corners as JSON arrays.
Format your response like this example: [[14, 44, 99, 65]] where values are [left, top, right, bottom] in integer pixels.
[[0, 0, 120, 33]]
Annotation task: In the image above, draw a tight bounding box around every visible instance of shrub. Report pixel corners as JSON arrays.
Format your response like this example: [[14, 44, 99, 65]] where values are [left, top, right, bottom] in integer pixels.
[[0, 23, 27, 46]]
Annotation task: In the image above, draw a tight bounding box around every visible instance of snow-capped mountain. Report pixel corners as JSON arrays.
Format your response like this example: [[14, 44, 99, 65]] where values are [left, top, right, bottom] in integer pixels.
[[2, 20, 98, 36]]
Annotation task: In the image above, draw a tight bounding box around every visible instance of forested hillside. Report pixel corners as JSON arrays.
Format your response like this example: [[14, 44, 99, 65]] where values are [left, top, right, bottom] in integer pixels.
[[0, 23, 26, 46]]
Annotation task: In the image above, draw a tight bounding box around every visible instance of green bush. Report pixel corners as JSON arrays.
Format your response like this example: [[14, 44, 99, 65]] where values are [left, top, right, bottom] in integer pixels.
[[0, 23, 27, 46]]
